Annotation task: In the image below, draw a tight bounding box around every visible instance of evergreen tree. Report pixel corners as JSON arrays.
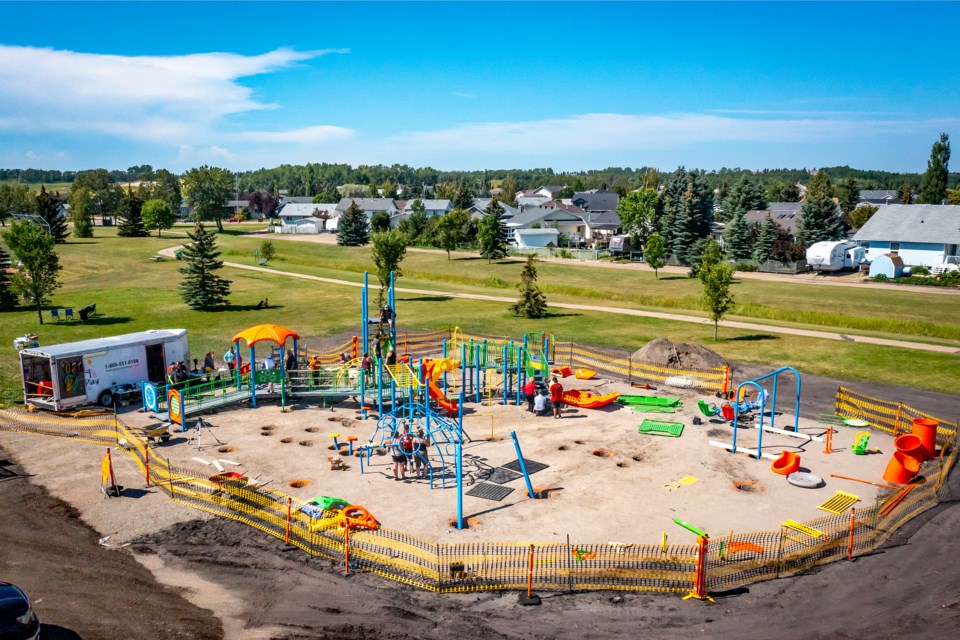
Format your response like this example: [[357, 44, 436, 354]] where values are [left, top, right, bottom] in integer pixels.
[[753, 214, 778, 264], [850, 204, 879, 229], [336, 200, 370, 246], [177, 223, 231, 310], [0, 246, 18, 310], [898, 181, 913, 204], [669, 172, 712, 265], [452, 182, 474, 210], [116, 188, 149, 237], [644, 232, 666, 280], [68, 187, 94, 238], [723, 210, 753, 259], [478, 198, 509, 261], [659, 167, 687, 252], [779, 183, 802, 202], [2, 220, 62, 324], [34, 186, 68, 243], [836, 177, 861, 215], [370, 210, 391, 232], [919, 133, 950, 204], [720, 176, 765, 222], [510, 254, 548, 319], [797, 172, 844, 245]]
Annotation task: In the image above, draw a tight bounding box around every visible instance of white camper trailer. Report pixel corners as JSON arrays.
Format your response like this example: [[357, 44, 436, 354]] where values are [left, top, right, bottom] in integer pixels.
[[20, 329, 189, 410], [805, 241, 866, 272]]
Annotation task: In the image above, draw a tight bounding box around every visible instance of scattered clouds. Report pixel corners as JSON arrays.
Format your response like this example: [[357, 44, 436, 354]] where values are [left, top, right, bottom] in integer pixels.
[[237, 125, 354, 144], [0, 45, 348, 144], [452, 92, 475, 99], [178, 144, 235, 163]]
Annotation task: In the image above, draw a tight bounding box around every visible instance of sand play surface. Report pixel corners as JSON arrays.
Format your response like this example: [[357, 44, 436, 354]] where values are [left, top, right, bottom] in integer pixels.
[[52, 373, 898, 547]]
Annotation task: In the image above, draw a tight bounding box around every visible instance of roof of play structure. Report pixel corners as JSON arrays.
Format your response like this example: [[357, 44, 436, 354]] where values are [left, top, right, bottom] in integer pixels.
[[232, 324, 300, 347]]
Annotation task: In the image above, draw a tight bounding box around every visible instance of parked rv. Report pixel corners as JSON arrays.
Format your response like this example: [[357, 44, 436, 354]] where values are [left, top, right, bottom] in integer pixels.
[[608, 235, 632, 256], [805, 241, 866, 272], [20, 329, 189, 410]]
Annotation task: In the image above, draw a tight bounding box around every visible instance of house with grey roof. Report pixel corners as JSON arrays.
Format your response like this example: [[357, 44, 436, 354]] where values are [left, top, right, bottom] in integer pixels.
[[469, 198, 520, 220], [572, 189, 619, 212], [854, 204, 960, 267], [276, 202, 338, 233], [859, 190, 900, 206], [506, 207, 621, 244], [335, 198, 399, 219], [745, 203, 803, 235], [391, 199, 453, 227]]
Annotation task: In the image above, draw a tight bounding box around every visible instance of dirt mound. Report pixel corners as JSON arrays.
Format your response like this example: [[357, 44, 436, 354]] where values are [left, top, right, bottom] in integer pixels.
[[632, 338, 727, 370]]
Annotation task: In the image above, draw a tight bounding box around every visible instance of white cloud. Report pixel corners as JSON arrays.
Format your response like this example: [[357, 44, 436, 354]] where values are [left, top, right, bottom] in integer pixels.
[[25, 150, 39, 160], [237, 125, 355, 144], [389, 112, 960, 155], [0, 45, 348, 144]]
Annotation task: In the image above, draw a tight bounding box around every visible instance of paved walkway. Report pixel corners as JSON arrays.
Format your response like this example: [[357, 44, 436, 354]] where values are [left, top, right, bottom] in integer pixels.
[[220, 257, 958, 355]]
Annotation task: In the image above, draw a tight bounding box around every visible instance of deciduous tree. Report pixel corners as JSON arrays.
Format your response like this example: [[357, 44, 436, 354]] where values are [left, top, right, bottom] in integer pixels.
[[178, 223, 231, 310], [700, 259, 735, 340], [142, 199, 176, 237], [617, 188, 659, 247], [0, 246, 18, 310], [2, 220, 62, 324], [0, 182, 33, 227], [371, 229, 408, 307], [68, 187, 94, 238], [644, 232, 666, 280], [850, 204, 879, 229], [182, 166, 234, 232], [510, 254, 548, 319], [370, 210, 391, 232]]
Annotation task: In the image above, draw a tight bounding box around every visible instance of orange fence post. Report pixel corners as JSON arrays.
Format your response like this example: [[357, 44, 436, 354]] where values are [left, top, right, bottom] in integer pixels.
[[824, 427, 834, 454], [519, 543, 541, 605], [894, 403, 904, 434], [847, 508, 856, 560], [683, 535, 714, 602], [721, 365, 731, 397], [343, 525, 351, 576], [351, 336, 359, 360], [285, 497, 292, 546]]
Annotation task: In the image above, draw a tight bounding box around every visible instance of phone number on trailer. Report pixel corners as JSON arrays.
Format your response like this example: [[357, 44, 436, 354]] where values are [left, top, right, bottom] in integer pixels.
[[105, 359, 140, 370]]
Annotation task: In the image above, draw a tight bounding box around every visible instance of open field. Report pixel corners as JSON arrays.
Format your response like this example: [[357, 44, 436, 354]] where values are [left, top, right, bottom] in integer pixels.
[[2, 226, 959, 400], [0, 179, 74, 195]]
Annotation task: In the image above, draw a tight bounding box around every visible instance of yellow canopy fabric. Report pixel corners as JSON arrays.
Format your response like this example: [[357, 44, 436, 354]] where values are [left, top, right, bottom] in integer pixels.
[[232, 324, 300, 347]]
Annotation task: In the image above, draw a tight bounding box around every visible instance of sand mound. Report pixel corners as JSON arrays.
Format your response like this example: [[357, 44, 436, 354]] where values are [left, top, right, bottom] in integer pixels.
[[632, 338, 727, 370]]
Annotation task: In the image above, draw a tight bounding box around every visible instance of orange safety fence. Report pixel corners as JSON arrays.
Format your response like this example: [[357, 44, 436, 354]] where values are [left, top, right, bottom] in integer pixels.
[[835, 386, 958, 446], [2, 394, 957, 598]]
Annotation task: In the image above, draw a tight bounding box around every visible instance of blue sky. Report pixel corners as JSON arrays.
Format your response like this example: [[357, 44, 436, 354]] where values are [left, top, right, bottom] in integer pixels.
[[1, 1, 958, 173]]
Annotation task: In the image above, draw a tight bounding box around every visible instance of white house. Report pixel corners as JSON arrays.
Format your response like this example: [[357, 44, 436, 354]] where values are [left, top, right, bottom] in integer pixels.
[[276, 203, 338, 233], [513, 228, 559, 249], [391, 199, 453, 227], [854, 204, 960, 267]]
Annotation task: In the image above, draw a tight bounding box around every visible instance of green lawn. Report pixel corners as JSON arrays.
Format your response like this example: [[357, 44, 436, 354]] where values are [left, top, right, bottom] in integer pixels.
[[0, 227, 957, 404]]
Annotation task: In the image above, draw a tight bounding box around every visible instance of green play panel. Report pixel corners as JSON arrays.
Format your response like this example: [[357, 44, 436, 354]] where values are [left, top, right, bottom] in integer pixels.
[[617, 395, 682, 408], [637, 419, 685, 437]]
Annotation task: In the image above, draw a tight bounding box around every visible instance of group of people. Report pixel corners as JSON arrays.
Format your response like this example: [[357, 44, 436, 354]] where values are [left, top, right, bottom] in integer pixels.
[[524, 376, 564, 418], [390, 423, 431, 481]]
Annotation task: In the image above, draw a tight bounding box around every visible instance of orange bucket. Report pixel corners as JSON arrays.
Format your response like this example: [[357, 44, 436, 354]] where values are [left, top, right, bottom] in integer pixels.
[[894, 434, 926, 462], [910, 418, 938, 460], [883, 452, 919, 485], [771, 451, 800, 476]]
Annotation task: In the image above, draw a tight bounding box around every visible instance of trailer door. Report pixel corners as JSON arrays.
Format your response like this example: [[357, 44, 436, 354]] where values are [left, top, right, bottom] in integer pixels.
[[145, 343, 166, 383]]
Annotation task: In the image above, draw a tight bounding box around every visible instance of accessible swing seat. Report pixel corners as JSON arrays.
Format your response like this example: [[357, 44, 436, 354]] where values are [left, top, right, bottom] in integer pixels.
[[697, 400, 721, 418]]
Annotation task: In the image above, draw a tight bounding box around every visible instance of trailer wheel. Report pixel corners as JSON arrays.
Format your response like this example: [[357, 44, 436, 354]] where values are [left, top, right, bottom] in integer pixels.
[[98, 390, 115, 407]]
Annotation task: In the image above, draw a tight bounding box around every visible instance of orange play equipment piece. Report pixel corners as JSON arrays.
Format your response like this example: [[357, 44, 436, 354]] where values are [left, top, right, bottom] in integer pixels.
[[337, 505, 380, 531], [422, 360, 459, 415], [771, 451, 800, 476], [720, 402, 736, 421], [726, 541, 764, 556], [561, 389, 621, 409], [883, 452, 919, 485], [574, 368, 598, 380], [895, 434, 926, 463], [910, 418, 938, 461], [551, 366, 573, 378]]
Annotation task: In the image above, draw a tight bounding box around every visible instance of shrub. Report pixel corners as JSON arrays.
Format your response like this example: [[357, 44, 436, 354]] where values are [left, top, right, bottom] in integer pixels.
[[911, 265, 930, 275], [735, 262, 759, 272], [873, 274, 888, 281]]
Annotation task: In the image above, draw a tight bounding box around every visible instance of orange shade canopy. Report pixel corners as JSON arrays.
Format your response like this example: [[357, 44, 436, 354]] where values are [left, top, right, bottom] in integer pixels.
[[232, 324, 300, 347]]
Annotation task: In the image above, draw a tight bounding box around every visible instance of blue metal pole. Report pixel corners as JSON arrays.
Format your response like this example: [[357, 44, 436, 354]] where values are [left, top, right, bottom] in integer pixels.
[[510, 430, 537, 499], [278, 344, 286, 410], [249, 346, 257, 407], [359, 369, 366, 420], [456, 389, 466, 528]]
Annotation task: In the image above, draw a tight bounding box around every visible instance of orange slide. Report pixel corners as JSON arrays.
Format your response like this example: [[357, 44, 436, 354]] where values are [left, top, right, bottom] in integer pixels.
[[423, 360, 459, 415], [562, 390, 621, 409]]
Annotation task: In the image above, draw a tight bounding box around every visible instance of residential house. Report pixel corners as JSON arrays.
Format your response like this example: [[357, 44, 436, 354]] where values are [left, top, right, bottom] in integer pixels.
[[226, 200, 249, 217], [859, 190, 900, 206], [469, 198, 520, 221], [279, 196, 317, 206], [276, 202, 338, 233], [392, 199, 452, 227], [334, 198, 400, 221], [506, 207, 620, 245], [854, 204, 960, 267], [744, 203, 803, 236], [571, 189, 619, 212], [513, 228, 560, 249]]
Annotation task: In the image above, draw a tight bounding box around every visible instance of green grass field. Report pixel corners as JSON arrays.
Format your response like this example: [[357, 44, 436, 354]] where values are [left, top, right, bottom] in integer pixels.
[[0, 180, 74, 195], [0, 226, 957, 404]]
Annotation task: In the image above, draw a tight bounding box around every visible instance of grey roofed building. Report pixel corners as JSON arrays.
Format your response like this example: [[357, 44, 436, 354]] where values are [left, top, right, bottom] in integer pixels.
[[745, 203, 803, 235], [581, 209, 621, 231], [334, 197, 399, 215], [859, 190, 900, 205], [471, 198, 520, 218], [401, 199, 451, 215], [277, 202, 338, 219], [571, 190, 619, 211], [854, 204, 960, 243]]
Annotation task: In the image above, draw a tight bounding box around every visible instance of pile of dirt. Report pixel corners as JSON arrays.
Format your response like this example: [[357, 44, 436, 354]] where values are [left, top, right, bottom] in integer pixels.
[[632, 338, 727, 370]]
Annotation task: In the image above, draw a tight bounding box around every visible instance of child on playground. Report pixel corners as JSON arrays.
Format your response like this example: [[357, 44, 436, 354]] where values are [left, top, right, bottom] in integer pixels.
[[549, 377, 564, 419], [360, 352, 372, 374], [392, 425, 414, 481], [414, 427, 430, 478], [309, 354, 322, 387], [523, 379, 537, 413]]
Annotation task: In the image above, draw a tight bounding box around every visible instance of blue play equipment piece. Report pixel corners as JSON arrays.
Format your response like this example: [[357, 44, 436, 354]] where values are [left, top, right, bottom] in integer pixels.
[[730, 366, 801, 460]]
